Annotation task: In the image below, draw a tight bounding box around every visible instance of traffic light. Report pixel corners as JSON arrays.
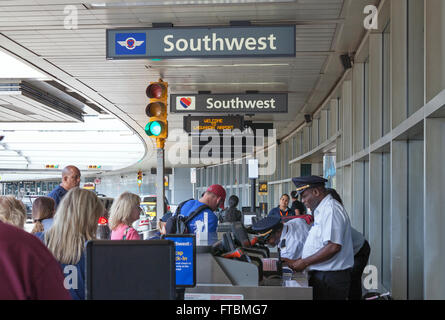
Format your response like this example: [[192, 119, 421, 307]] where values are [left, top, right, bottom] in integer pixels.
[[145, 79, 168, 148], [137, 170, 143, 186]]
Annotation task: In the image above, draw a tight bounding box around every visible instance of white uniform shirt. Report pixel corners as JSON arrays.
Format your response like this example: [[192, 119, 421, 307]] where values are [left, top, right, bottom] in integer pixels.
[[279, 218, 311, 260], [351, 227, 365, 255], [301, 194, 354, 271]]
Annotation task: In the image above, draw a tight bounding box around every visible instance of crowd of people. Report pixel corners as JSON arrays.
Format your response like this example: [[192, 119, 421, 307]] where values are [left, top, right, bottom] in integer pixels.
[[0, 164, 370, 301]]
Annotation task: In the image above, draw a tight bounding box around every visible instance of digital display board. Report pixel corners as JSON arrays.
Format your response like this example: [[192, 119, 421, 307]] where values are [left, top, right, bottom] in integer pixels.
[[163, 234, 196, 288], [184, 115, 244, 133]]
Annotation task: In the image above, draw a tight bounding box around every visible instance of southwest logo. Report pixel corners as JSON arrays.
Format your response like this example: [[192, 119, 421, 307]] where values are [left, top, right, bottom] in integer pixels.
[[115, 33, 146, 55], [176, 96, 196, 111]]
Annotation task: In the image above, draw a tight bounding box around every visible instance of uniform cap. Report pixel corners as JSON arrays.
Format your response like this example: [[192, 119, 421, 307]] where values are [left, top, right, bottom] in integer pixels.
[[206, 184, 226, 209], [291, 175, 328, 195], [251, 216, 282, 237]]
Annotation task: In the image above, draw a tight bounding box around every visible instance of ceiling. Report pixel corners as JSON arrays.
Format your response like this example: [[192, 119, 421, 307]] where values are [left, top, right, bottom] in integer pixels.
[[0, 0, 378, 179]]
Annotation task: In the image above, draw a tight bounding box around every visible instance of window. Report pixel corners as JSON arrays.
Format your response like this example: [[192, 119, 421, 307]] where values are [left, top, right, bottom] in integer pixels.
[[382, 23, 391, 136]]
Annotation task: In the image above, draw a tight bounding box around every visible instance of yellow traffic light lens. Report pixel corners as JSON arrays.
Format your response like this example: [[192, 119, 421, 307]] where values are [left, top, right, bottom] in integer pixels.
[[145, 102, 165, 117]]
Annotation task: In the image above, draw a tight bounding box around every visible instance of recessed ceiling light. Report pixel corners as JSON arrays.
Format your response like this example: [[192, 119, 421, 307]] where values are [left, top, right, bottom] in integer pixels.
[[89, 1, 295, 9]]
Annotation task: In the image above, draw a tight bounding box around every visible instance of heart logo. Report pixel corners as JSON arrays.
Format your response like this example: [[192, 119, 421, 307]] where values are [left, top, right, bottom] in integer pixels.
[[180, 97, 192, 108]]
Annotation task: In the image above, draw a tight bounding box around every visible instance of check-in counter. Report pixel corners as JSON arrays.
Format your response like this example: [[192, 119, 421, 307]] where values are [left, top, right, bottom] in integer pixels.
[[185, 245, 312, 300]]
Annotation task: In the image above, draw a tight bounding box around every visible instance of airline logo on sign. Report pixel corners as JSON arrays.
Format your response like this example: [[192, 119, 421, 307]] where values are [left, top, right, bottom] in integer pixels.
[[176, 96, 196, 111], [115, 33, 146, 55]]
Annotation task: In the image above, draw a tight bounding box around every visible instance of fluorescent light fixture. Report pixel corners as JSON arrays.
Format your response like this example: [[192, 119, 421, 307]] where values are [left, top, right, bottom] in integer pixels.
[[151, 63, 289, 68], [174, 82, 286, 85], [89, 0, 295, 8], [0, 51, 49, 80]]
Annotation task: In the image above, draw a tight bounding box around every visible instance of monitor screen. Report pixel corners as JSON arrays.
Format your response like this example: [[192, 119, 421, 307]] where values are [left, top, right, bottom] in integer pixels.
[[163, 234, 196, 288], [86, 240, 176, 300], [243, 214, 257, 226]]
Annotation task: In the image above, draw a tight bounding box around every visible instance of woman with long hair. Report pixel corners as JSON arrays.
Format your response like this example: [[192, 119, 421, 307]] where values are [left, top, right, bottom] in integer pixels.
[[35, 187, 104, 300], [31, 196, 56, 234], [109, 192, 141, 240]]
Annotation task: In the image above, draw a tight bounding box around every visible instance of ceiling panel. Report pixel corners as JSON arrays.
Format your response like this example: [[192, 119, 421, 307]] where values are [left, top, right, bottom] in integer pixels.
[[0, 0, 377, 171]]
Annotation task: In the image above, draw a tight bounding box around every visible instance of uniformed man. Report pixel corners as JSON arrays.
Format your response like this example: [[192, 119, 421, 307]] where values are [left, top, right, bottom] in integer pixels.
[[251, 215, 311, 260], [326, 188, 371, 300], [284, 176, 354, 300]]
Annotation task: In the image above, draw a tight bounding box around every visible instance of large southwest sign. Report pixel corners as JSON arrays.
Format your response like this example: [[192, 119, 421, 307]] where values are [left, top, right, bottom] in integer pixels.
[[106, 25, 295, 59], [171, 93, 288, 113]]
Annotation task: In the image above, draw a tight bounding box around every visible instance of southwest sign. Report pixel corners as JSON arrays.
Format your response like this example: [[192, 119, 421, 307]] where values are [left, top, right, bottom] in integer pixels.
[[106, 25, 295, 59], [171, 93, 288, 113]]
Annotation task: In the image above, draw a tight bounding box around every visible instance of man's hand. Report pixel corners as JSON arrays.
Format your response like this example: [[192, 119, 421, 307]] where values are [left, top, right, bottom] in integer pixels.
[[281, 258, 308, 272]]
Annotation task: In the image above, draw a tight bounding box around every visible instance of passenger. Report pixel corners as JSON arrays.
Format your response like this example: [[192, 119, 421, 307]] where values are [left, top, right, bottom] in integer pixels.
[[0, 195, 27, 229], [109, 192, 142, 240], [171, 184, 226, 235], [287, 176, 354, 300], [35, 187, 104, 300], [96, 209, 111, 240], [326, 188, 371, 300], [267, 193, 293, 219], [290, 190, 307, 215], [0, 221, 72, 300], [220, 195, 242, 223], [252, 215, 311, 260], [148, 212, 172, 240], [47, 165, 81, 207], [31, 196, 56, 234]]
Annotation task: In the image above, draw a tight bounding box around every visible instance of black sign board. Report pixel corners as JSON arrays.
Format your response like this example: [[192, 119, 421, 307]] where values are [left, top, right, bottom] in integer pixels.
[[184, 116, 244, 133]]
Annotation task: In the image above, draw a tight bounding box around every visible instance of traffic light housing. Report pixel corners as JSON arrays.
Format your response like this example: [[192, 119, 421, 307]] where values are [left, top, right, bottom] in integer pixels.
[[145, 79, 168, 148], [137, 170, 143, 186]]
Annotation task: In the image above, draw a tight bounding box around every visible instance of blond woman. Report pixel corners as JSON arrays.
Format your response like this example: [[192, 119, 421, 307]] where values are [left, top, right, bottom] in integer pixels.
[[34, 187, 104, 300], [109, 192, 141, 240], [31, 196, 56, 234], [0, 195, 27, 229]]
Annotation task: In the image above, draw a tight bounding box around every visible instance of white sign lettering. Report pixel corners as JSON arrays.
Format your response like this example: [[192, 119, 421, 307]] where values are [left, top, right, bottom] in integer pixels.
[[164, 33, 277, 53], [206, 97, 276, 110]]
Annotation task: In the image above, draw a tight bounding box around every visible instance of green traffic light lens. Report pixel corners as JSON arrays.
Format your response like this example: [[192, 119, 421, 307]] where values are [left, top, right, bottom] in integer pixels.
[[145, 121, 162, 136]]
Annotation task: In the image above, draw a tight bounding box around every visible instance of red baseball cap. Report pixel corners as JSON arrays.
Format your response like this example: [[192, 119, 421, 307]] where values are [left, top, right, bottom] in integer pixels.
[[206, 184, 226, 209]]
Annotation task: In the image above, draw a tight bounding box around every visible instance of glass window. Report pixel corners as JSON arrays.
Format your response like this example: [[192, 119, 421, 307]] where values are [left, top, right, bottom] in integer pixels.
[[382, 153, 391, 290], [408, 0, 424, 115], [364, 58, 370, 148], [382, 23, 391, 136]]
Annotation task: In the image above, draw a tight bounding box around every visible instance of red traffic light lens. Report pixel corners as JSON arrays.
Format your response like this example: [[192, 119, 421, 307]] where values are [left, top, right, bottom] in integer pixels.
[[146, 83, 165, 99]]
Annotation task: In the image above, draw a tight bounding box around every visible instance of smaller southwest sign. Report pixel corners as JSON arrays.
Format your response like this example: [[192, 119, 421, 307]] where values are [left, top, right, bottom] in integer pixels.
[[171, 93, 287, 114]]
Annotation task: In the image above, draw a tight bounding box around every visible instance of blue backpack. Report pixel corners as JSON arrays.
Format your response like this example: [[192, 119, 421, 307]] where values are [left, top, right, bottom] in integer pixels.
[[165, 199, 210, 234]]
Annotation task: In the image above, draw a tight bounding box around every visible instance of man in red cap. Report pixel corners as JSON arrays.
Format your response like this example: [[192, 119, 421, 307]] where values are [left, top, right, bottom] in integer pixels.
[[175, 184, 226, 235]]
